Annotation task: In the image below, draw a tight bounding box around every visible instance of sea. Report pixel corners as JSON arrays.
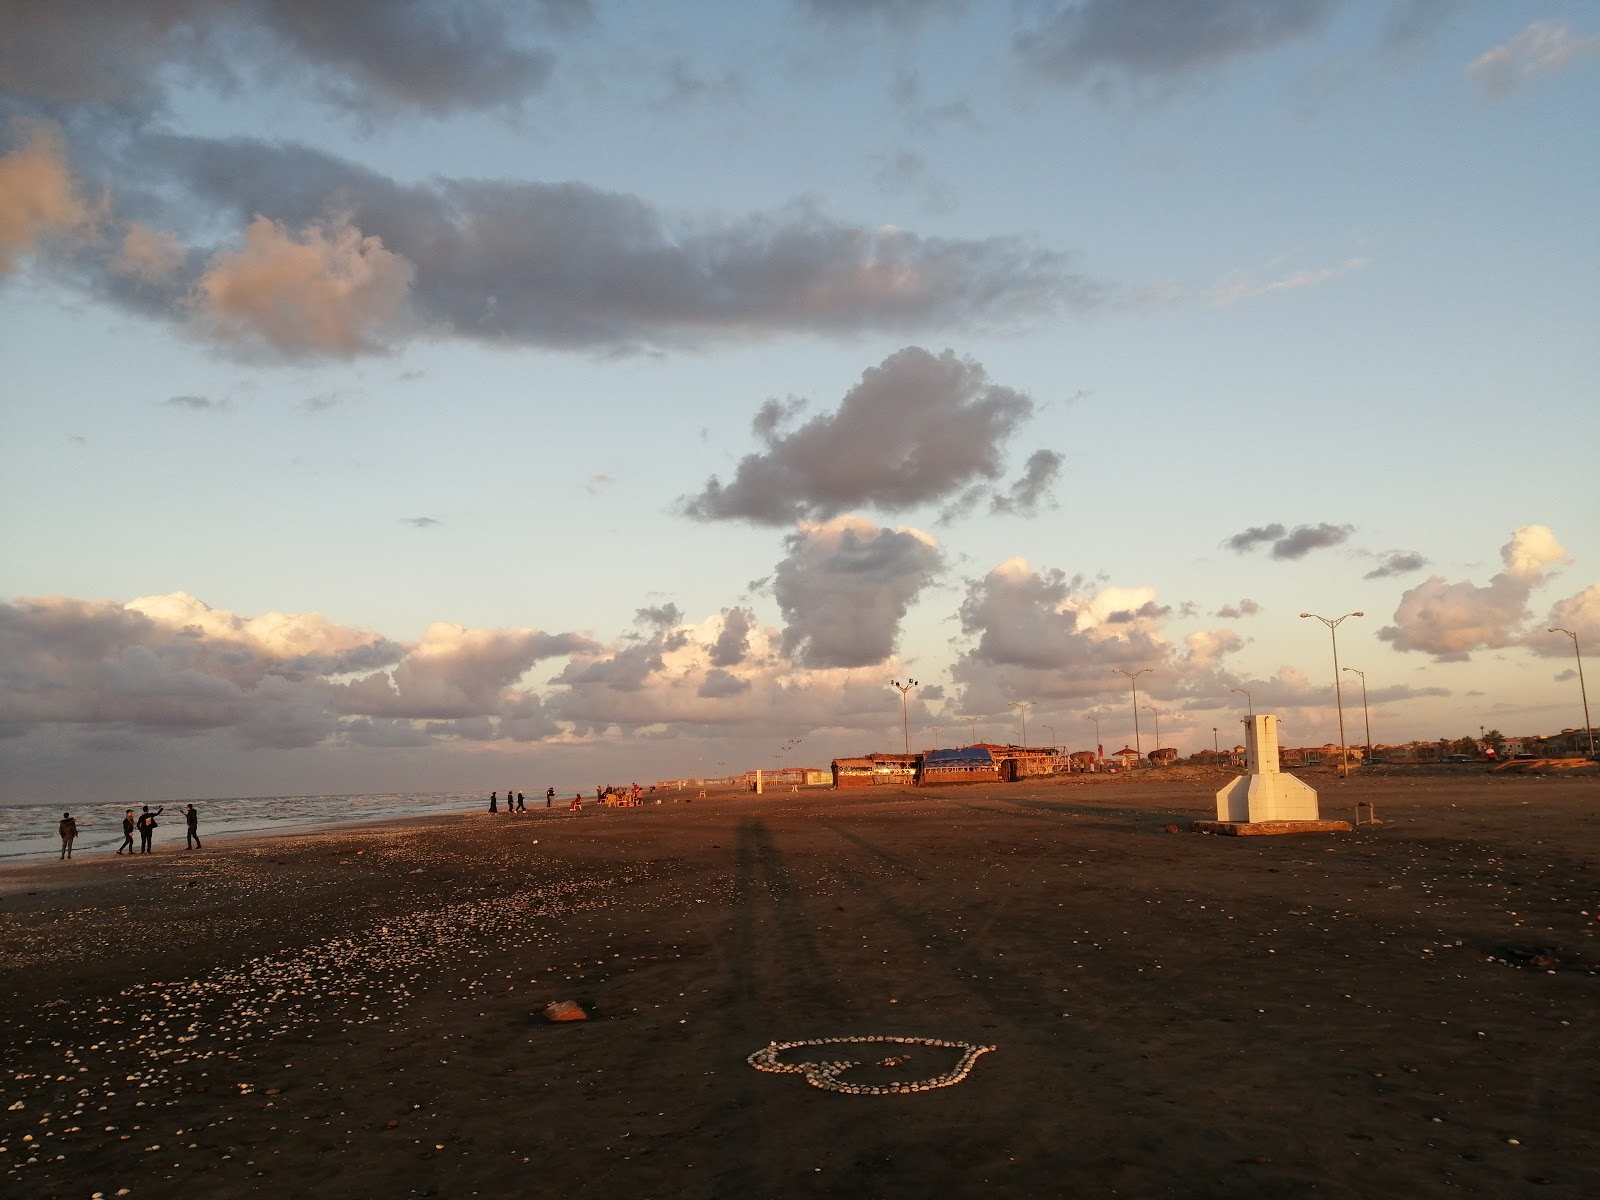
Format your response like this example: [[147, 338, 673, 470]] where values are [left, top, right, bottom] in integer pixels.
[[0, 790, 570, 862]]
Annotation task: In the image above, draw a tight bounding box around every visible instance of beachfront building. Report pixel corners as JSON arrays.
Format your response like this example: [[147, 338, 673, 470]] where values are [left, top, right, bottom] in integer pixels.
[[919, 746, 1003, 785], [830, 753, 918, 789]]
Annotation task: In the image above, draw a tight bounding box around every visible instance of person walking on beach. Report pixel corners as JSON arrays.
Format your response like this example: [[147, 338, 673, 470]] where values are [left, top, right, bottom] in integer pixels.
[[516, 792, 526, 813], [117, 809, 136, 855], [546, 787, 554, 808], [136, 805, 163, 854], [58, 813, 78, 859], [489, 791, 499, 814], [183, 804, 202, 850]]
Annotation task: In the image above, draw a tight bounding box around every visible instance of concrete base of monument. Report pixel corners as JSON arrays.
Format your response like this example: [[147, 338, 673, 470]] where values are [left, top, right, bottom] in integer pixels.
[[1191, 819, 1353, 837]]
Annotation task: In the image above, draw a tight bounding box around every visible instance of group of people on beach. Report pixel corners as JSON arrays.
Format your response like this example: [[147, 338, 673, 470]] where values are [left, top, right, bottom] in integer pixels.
[[56, 804, 202, 860], [487, 788, 565, 813]]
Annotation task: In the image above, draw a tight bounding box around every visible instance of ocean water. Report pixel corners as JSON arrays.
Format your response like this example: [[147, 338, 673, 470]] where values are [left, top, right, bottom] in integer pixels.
[[0, 790, 567, 861]]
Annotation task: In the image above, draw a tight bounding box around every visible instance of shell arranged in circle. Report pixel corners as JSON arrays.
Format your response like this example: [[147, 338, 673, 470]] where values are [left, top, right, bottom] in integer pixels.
[[747, 1035, 996, 1095]]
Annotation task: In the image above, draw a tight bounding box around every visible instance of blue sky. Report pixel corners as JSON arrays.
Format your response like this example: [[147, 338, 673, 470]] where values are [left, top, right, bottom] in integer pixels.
[[2, 1, 1596, 803]]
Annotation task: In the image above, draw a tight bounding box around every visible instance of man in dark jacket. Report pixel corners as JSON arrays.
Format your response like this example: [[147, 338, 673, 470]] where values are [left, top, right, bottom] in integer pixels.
[[136, 805, 164, 854], [184, 804, 202, 850], [118, 810, 136, 855]]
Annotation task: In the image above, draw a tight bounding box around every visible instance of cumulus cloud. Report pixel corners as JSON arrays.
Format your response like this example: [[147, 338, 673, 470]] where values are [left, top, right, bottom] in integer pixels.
[[0, 0, 586, 116], [1379, 525, 1571, 659], [1364, 551, 1427, 580], [1224, 521, 1352, 559], [709, 607, 754, 668], [0, 120, 103, 272], [329, 622, 595, 719], [164, 394, 225, 411], [1528, 583, 1600, 658], [1468, 21, 1600, 98], [192, 214, 416, 357], [774, 516, 943, 668], [681, 347, 1058, 525], [800, 0, 960, 26], [1216, 598, 1261, 618], [1015, 0, 1342, 88]]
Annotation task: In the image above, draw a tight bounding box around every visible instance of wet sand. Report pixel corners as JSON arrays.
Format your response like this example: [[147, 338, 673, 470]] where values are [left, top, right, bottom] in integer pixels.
[[2, 769, 1596, 1198]]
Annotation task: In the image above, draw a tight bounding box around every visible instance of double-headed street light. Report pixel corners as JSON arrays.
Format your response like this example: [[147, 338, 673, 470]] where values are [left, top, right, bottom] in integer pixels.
[[959, 714, 980, 744], [1009, 699, 1035, 747], [1112, 668, 1153, 759], [1548, 627, 1595, 756], [1301, 611, 1364, 774], [890, 678, 918, 758], [1342, 666, 1372, 765]]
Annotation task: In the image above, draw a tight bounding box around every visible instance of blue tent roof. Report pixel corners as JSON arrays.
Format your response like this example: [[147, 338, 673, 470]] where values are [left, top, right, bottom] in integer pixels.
[[922, 747, 993, 765]]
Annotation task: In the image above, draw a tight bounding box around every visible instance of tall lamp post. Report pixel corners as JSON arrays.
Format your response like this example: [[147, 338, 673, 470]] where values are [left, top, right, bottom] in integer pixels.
[[1301, 611, 1364, 774], [1230, 686, 1253, 717], [1009, 700, 1035, 747], [1043, 724, 1056, 753], [1143, 705, 1162, 765], [959, 715, 979, 744], [890, 678, 918, 758], [1087, 712, 1101, 760], [1549, 627, 1595, 756], [1342, 666, 1372, 765], [1112, 668, 1152, 760], [1212, 727, 1219, 753]]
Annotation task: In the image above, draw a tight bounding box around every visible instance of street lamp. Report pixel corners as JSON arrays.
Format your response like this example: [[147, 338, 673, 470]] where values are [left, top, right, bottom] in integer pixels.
[[958, 714, 979, 744], [1301, 611, 1364, 774], [1212, 727, 1219, 753], [1009, 700, 1035, 746], [1230, 686, 1253, 717], [1112, 668, 1152, 759], [1087, 712, 1101, 760], [1043, 724, 1056, 753], [1548, 627, 1595, 756], [1342, 666, 1372, 765], [1143, 704, 1161, 765], [890, 679, 918, 758]]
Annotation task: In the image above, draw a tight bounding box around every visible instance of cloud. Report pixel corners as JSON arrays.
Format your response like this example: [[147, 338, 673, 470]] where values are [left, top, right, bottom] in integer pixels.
[[164, 394, 225, 411], [192, 214, 416, 357], [1015, 0, 1343, 89], [110, 222, 186, 282], [1224, 521, 1351, 559], [1379, 525, 1571, 658], [402, 516, 440, 528], [329, 622, 596, 719], [1271, 522, 1352, 559], [1210, 256, 1369, 306], [1528, 583, 1600, 658], [0, 119, 103, 272], [0, 0, 587, 117], [709, 607, 754, 668], [774, 516, 943, 668], [681, 347, 1058, 524], [800, 0, 961, 27], [1364, 550, 1427, 580], [0, 592, 401, 733], [1216, 598, 1261, 619], [43, 132, 1091, 359], [1224, 524, 1285, 553], [1468, 21, 1600, 98]]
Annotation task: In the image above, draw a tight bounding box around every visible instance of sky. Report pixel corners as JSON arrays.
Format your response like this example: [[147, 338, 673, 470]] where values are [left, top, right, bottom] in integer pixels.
[[1, 0, 1597, 804]]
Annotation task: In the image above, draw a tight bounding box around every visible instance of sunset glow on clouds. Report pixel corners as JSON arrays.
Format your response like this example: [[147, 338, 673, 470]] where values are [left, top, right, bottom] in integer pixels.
[[1, 2, 1596, 801]]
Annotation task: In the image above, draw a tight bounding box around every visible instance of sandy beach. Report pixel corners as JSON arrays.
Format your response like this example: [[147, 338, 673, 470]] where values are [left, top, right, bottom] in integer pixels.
[[2, 768, 1596, 1199]]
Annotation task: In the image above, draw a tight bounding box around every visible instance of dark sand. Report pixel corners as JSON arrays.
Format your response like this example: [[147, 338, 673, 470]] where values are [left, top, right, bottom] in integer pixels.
[[2, 768, 1596, 1199]]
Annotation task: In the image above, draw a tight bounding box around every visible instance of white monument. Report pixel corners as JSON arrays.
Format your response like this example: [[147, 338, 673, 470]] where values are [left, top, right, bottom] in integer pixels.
[[1201, 714, 1349, 835]]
